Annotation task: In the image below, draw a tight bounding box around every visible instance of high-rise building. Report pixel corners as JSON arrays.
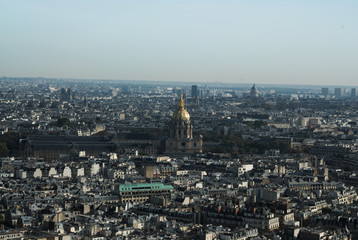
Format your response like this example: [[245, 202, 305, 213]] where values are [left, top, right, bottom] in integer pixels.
[[351, 88, 357, 98], [191, 85, 198, 98], [67, 88, 72, 100], [334, 88, 344, 98], [322, 88, 329, 96], [60, 88, 67, 101], [60, 87, 73, 101], [194, 96, 199, 107]]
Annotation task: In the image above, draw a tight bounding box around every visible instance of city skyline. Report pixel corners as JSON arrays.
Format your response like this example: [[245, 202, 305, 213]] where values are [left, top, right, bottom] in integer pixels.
[[1, 0, 357, 85], [1, 77, 358, 238]]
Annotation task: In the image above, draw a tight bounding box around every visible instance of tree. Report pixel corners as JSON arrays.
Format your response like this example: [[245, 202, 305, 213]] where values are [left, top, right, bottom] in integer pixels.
[[0, 142, 8, 157], [95, 117, 102, 124], [57, 117, 70, 127], [253, 120, 267, 128]]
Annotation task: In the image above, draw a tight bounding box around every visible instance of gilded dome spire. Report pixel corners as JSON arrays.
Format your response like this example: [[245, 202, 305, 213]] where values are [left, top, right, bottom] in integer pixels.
[[173, 93, 190, 121], [179, 93, 184, 109]]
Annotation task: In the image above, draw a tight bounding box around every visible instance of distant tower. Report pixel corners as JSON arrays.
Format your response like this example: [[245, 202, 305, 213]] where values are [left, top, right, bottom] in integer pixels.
[[60, 88, 67, 101], [60, 87, 72, 101], [250, 84, 259, 98], [335, 88, 344, 98], [351, 88, 357, 99], [165, 94, 202, 153], [322, 88, 329, 96], [191, 85, 198, 98], [84, 96, 87, 107], [67, 88, 73, 100], [194, 96, 199, 107]]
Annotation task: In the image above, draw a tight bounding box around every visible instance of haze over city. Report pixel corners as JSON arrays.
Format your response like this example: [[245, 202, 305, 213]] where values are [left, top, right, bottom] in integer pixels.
[[1, 0, 357, 86], [2, 1, 358, 236]]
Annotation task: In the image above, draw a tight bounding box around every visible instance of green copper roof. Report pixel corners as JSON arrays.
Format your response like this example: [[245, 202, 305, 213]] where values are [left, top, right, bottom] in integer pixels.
[[119, 183, 174, 192]]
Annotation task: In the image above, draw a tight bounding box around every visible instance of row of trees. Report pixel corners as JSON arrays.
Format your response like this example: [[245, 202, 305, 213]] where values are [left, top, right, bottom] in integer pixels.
[[53, 117, 102, 128], [203, 134, 295, 155], [0, 133, 21, 157]]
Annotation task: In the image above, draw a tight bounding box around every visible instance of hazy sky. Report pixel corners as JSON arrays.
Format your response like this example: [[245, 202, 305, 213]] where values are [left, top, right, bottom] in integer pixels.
[[1, 0, 357, 85]]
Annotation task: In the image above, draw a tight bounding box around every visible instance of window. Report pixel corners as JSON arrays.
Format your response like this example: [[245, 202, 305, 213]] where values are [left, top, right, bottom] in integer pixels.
[[182, 142, 186, 146]]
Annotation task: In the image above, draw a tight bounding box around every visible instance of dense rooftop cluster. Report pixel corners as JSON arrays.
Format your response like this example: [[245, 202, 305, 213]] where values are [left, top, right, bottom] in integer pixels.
[[1, 77, 358, 239]]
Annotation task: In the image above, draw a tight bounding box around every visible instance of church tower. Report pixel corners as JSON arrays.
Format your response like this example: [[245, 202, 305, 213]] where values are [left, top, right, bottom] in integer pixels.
[[250, 84, 259, 99], [165, 95, 202, 153]]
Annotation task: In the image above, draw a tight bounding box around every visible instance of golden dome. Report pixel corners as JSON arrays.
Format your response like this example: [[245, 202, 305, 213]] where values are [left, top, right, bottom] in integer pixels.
[[173, 108, 190, 121], [172, 96, 190, 121]]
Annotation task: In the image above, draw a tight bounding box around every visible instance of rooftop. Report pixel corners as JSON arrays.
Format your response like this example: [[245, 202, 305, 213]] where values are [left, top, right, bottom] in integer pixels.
[[119, 183, 174, 192]]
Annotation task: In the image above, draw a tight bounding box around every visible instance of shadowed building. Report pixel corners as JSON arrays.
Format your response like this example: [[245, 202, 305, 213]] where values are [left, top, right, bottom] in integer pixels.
[[165, 95, 202, 153], [21, 136, 116, 160]]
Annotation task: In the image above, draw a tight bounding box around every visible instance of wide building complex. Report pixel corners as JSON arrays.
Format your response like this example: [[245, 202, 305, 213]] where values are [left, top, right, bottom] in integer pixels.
[[116, 183, 174, 204]]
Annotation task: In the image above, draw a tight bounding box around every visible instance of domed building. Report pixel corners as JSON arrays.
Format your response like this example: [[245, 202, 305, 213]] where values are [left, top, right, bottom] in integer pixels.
[[250, 84, 259, 99], [165, 95, 202, 153]]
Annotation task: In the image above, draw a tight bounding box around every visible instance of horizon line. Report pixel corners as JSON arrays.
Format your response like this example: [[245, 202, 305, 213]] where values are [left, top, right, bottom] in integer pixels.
[[1, 76, 358, 89]]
